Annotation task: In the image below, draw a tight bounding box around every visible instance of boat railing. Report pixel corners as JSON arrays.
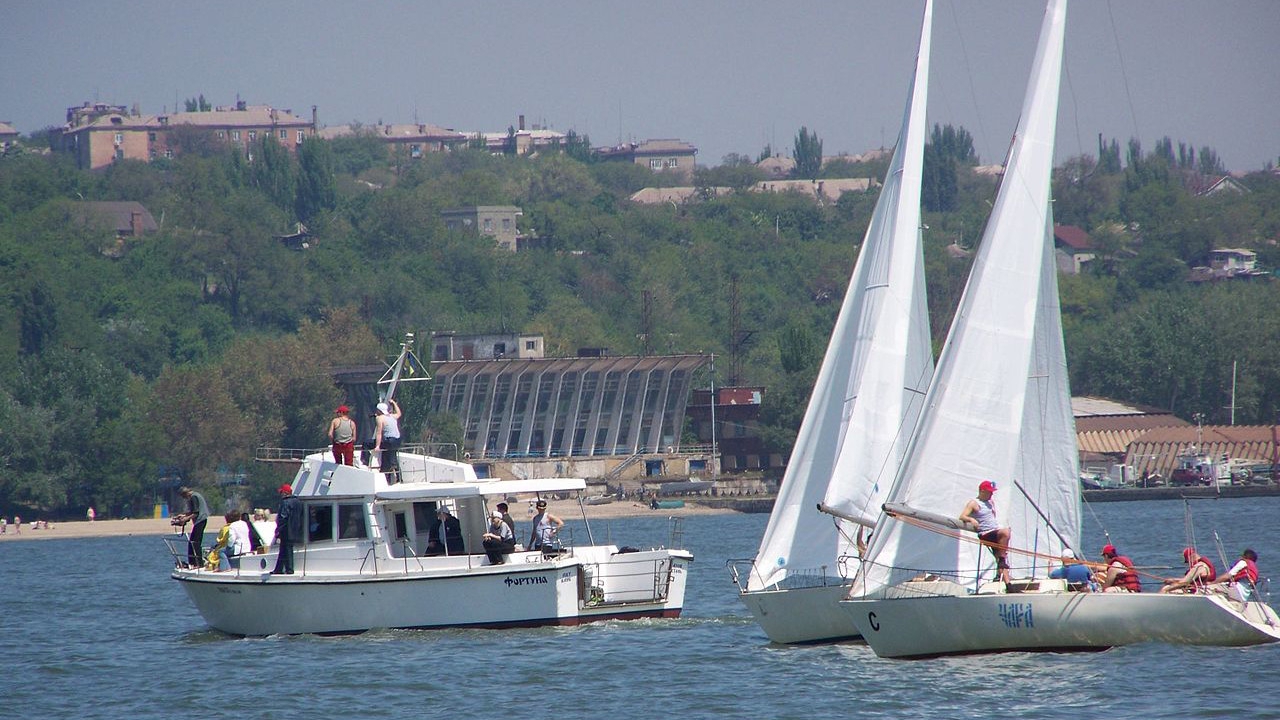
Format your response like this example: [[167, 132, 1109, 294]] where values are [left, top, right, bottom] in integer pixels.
[[667, 516, 685, 550], [162, 535, 192, 568], [583, 555, 674, 605], [726, 557, 850, 592]]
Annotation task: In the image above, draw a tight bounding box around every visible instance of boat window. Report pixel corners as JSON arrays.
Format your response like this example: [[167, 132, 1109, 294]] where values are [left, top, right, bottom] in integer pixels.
[[338, 504, 367, 539], [308, 504, 334, 543], [413, 502, 438, 534], [393, 512, 408, 540]]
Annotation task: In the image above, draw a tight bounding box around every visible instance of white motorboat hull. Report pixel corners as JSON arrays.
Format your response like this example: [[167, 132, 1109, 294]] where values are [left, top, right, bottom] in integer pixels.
[[740, 584, 862, 644], [177, 549, 690, 636], [843, 584, 1280, 658]]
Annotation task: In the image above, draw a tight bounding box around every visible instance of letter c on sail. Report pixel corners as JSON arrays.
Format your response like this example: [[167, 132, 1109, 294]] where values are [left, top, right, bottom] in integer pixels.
[[867, 611, 880, 632]]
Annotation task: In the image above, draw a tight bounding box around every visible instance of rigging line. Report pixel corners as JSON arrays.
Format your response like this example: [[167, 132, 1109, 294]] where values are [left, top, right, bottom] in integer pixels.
[[1105, 0, 1141, 141], [1062, 57, 1085, 161], [888, 510, 1172, 584], [946, 0, 989, 161], [1010, 467, 1072, 552]]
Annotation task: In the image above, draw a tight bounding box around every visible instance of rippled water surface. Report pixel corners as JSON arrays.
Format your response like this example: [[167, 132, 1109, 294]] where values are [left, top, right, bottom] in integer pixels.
[[4, 497, 1279, 719]]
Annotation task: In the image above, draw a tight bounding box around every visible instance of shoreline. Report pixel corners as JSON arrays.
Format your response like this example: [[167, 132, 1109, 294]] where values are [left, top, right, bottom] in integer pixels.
[[0, 497, 738, 544]]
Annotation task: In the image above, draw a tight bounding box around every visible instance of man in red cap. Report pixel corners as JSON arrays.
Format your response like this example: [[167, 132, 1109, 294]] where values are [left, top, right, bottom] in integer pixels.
[[328, 405, 357, 466], [1096, 544, 1142, 592], [1160, 547, 1217, 593], [959, 480, 1012, 583], [272, 484, 303, 575]]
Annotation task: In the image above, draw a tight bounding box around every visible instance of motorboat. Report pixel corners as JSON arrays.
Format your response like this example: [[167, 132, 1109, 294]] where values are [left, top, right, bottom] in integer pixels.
[[166, 338, 692, 636], [168, 451, 692, 636]]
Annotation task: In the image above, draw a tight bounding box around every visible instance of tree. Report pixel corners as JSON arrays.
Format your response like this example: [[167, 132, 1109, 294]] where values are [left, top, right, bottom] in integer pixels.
[[250, 135, 296, 213], [184, 94, 212, 112], [792, 127, 823, 180], [295, 137, 336, 222], [503, 126, 518, 156], [930, 124, 977, 165], [564, 130, 593, 163]]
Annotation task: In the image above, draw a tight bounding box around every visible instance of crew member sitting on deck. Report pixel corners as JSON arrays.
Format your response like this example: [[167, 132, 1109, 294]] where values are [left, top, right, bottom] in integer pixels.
[[1161, 547, 1217, 594], [1208, 548, 1260, 602], [1096, 544, 1142, 592], [958, 480, 1012, 583], [1049, 549, 1095, 591], [482, 511, 516, 564]]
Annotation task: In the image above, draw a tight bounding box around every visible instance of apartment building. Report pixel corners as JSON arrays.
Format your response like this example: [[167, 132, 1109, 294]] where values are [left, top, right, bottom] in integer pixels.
[[58, 101, 316, 169]]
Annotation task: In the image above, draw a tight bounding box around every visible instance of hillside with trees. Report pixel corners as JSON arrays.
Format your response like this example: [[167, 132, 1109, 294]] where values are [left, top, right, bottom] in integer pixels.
[[2, 126, 1279, 519]]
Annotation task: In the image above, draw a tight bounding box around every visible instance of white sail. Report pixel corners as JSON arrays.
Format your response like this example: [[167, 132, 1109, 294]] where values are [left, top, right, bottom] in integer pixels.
[[857, 0, 1074, 595], [746, 0, 934, 592]]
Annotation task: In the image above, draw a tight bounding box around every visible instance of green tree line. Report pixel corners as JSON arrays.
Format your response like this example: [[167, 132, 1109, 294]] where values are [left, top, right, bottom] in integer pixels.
[[1, 126, 1279, 519]]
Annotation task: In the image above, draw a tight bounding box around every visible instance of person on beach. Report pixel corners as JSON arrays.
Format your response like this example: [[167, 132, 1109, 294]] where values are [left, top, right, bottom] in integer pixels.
[[482, 511, 516, 564], [958, 480, 1012, 583], [87, 507, 95, 522], [1, 517, 6, 534], [272, 484, 303, 575], [1161, 547, 1217, 593], [328, 405, 357, 466], [372, 399, 402, 482], [528, 499, 564, 552], [173, 487, 210, 568]]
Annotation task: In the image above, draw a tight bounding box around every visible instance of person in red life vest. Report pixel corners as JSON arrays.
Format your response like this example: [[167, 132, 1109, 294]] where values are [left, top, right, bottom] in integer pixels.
[[1160, 546, 1217, 593], [1208, 548, 1260, 602], [1095, 544, 1142, 593]]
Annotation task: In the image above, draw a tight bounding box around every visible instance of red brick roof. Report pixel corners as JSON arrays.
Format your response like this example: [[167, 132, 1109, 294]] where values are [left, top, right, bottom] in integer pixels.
[[1054, 224, 1092, 250]]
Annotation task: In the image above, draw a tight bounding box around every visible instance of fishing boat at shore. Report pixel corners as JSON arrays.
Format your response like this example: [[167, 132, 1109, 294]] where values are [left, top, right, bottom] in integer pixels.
[[840, 0, 1280, 659], [166, 343, 692, 636], [734, 0, 935, 645]]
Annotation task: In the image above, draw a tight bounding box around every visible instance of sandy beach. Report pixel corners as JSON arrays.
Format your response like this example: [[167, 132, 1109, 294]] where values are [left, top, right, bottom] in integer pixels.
[[0, 497, 735, 543]]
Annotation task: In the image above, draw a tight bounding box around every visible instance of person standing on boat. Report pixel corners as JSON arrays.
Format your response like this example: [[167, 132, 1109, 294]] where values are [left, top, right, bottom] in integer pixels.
[[482, 511, 516, 564], [528, 499, 564, 552], [372, 400, 402, 482], [958, 480, 1012, 583], [174, 487, 210, 569], [1209, 548, 1260, 601], [496, 502, 517, 540], [328, 405, 357, 466], [272, 484, 303, 575], [426, 508, 463, 555], [1161, 547, 1217, 593]]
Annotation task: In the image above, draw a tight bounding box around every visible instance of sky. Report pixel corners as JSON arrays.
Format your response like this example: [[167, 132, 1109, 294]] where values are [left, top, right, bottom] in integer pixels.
[[2, 0, 1277, 172]]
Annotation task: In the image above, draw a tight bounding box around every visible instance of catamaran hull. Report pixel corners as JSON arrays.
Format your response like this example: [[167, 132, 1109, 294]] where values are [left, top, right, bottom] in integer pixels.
[[176, 553, 689, 636], [843, 591, 1280, 658], [740, 584, 862, 644]]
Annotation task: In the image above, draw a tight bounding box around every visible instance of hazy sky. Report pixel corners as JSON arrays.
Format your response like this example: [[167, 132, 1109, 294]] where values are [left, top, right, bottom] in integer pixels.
[[3, 1, 1277, 171]]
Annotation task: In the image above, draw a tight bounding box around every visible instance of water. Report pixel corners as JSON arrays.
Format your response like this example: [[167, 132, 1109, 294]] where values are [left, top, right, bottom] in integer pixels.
[[4, 497, 1279, 719]]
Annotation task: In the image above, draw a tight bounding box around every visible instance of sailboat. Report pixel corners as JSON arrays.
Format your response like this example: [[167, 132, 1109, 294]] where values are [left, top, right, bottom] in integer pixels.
[[734, 0, 935, 645], [840, 0, 1280, 658]]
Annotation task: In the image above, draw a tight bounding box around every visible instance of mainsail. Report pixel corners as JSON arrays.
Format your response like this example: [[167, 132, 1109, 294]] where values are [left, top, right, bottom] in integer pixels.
[[747, 0, 935, 592], [856, 0, 1079, 595]]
